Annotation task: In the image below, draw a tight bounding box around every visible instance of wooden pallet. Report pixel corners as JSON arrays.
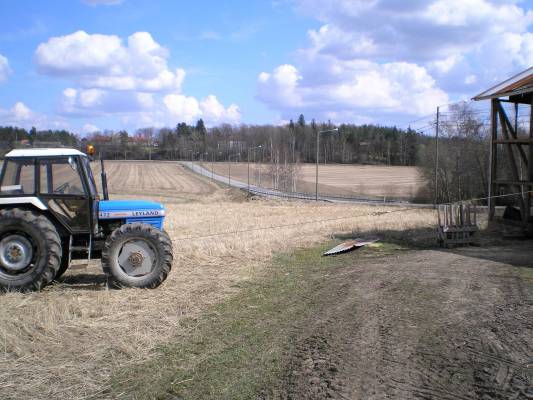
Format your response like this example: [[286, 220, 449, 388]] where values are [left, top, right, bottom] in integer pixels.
[[437, 204, 479, 247]]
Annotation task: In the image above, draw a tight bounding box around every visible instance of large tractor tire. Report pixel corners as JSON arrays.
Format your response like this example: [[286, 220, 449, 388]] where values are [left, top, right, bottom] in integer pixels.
[[102, 223, 173, 289], [54, 244, 70, 280], [0, 208, 62, 292]]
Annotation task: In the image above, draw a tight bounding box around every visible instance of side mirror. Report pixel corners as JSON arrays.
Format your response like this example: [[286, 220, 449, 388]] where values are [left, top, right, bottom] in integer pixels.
[[68, 156, 77, 171]]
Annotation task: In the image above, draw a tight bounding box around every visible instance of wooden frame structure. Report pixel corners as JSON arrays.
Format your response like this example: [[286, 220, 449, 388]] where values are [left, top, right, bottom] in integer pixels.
[[437, 203, 478, 247], [474, 67, 533, 228]]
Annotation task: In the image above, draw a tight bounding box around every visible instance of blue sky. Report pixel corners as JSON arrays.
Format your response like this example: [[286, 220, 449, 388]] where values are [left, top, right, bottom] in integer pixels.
[[0, 0, 532, 134]]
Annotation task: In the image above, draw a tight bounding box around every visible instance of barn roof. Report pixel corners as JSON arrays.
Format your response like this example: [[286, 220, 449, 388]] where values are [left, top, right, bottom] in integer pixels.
[[473, 66, 533, 102]]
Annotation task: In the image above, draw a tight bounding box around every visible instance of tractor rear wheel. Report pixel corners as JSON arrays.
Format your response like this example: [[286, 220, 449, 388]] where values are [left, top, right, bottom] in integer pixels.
[[101, 223, 173, 288], [0, 208, 62, 292]]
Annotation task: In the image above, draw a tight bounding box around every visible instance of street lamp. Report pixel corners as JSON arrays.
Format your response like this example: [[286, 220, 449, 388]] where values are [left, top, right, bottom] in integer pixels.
[[187, 149, 193, 171], [316, 128, 338, 201], [247, 145, 262, 193]]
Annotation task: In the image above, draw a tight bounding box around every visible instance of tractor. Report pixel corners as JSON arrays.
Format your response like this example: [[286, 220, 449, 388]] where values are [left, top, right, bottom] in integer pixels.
[[0, 148, 173, 291]]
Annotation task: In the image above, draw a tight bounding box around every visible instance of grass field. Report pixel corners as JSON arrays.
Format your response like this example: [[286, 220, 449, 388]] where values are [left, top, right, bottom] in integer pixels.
[[0, 161, 437, 399], [200, 162, 425, 200]]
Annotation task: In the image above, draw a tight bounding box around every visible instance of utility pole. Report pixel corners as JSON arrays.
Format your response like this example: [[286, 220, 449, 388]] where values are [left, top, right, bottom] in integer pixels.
[[434, 106, 440, 208], [247, 145, 262, 193], [316, 128, 338, 201]]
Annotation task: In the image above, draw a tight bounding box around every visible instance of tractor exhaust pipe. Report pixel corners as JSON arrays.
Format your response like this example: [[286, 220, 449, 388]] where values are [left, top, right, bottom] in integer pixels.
[[100, 158, 109, 200]]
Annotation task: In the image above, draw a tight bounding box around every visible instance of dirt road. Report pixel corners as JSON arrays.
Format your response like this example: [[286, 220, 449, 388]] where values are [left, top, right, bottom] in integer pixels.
[[276, 244, 533, 399]]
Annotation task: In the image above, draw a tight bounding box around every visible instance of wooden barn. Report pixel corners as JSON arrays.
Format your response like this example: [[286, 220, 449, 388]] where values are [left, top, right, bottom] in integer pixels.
[[473, 67, 533, 232]]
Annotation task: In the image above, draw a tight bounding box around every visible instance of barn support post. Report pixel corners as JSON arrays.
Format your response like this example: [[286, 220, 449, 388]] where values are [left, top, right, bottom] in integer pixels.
[[528, 97, 533, 222], [488, 98, 498, 220], [434, 106, 440, 208], [497, 103, 527, 219]]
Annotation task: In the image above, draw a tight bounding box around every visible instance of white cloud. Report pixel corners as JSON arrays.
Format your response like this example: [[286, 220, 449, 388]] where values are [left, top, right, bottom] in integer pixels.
[[163, 94, 202, 123], [82, 123, 99, 133], [11, 102, 31, 120], [257, 0, 533, 122], [164, 94, 241, 125], [298, 0, 533, 63], [34, 31, 241, 128], [59, 87, 156, 116], [35, 31, 185, 92], [258, 60, 448, 120], [0, 54, 10, 82], [200, 95, 241, 124], [0, 102, 68, 130], [257, 65, 303, 108]]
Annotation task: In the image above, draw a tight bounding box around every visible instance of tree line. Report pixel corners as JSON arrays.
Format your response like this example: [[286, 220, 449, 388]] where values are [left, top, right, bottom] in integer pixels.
[[0, 106, 498, 204]]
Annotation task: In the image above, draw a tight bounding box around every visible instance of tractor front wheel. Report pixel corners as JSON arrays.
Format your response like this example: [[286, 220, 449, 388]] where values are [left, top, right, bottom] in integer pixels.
[[0, 208, 62, 292], [101, 223, 173, 288]]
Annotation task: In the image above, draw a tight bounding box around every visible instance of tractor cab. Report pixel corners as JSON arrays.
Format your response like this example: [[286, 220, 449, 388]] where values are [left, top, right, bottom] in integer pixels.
[[0, 149, 173, 292]]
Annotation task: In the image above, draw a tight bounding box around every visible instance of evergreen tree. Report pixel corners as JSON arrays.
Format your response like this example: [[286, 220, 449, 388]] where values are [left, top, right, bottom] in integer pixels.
[[297, 114, 305, 128]]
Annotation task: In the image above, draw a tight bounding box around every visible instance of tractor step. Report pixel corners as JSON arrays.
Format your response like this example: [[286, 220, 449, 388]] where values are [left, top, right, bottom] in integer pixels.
[[68, 235, 92, 268], [69, 263, 88, 270], [71, 246, 90, 252]]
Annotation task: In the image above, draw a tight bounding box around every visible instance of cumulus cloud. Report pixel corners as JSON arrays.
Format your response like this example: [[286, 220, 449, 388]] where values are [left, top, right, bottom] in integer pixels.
[[82, 123, 99, 133], [0, 101, 68, 130], [35, 31, 185, 92], [59, 87, 155, 116], [0, 54, 11, 82], [34, 31, 241, 127], [164, 94, 240, 125], [257, 0, 533, 122], [258, 60, 448, 120]]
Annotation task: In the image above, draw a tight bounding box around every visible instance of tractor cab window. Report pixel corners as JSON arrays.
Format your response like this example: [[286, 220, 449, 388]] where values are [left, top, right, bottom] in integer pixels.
[[81, 156, 99, 198], [39, 158, 86, 196], [0, 159, 35, 195]]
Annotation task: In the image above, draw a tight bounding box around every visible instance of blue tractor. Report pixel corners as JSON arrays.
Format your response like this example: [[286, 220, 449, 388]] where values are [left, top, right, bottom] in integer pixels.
[[0, 148, 173, 291]]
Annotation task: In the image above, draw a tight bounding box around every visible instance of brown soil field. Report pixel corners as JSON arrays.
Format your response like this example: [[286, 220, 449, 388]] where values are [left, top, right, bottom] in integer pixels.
[[200, 162, 425, 200]]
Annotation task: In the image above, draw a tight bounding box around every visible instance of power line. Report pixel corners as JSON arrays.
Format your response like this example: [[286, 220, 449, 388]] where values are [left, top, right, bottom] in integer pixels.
[[172, 207, 418, 242], [171, 189, 533, 243]]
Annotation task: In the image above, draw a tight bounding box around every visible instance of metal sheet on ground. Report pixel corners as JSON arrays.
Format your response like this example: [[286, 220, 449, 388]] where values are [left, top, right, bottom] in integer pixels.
[[323, 238, 379, 256]]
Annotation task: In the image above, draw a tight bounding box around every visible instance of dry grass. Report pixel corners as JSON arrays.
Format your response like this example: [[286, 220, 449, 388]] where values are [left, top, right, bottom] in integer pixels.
[[202, 162, 424, 200], [0, 161, 436, 399]]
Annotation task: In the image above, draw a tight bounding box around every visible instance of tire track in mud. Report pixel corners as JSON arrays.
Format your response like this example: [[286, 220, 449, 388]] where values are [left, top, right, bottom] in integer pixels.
[[270, 247, 533, 400]]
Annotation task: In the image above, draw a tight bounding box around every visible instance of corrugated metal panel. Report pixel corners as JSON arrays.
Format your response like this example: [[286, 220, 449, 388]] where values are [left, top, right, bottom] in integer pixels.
[[323, 238, 378, 256]]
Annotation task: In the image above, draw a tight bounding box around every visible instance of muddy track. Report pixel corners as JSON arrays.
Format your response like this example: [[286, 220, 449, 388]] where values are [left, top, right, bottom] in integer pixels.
[[272, 245, 533, 399]]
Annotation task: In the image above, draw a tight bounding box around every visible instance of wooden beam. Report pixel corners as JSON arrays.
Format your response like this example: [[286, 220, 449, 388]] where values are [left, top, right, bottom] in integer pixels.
[[497, 101, 529, 166], [488, 99, 498, 220], [497, 103, 527, 219], [524, 96, 533, 222]]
